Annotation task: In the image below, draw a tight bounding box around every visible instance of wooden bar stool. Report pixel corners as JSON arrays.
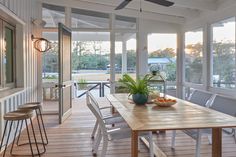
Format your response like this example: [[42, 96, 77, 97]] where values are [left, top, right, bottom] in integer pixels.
[[0, 110, 41, 157], [17, 102, 48, 146]]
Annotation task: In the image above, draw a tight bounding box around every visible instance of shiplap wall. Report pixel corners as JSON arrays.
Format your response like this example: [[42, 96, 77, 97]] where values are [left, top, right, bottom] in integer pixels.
[[0, 0, 38, 102], [0, 0, 40, 148]]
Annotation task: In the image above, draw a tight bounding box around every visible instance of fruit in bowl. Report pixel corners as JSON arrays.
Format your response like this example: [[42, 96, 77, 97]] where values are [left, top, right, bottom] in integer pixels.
[[153, 97, 177, 107]]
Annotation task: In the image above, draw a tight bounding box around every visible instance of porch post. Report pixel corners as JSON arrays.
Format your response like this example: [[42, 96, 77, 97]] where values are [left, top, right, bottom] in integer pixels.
[[176, 28, 185, 99], [137, 19, 148, 76], [110, 14, 116, 94], [122, 38, 127, 74]]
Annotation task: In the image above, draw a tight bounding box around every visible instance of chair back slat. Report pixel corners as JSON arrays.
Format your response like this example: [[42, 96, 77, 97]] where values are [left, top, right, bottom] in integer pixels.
[[210, 95, 236, 117], [86, 91, 107, 133], [188, 90, 213, 107]]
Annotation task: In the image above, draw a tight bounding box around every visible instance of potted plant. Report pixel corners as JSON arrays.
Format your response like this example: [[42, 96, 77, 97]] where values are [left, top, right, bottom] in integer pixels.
[[119, 74, 153, 105]]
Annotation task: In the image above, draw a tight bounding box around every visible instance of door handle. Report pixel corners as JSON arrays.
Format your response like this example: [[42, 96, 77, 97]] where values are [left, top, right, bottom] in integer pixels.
[[55, 84, 66, 88]]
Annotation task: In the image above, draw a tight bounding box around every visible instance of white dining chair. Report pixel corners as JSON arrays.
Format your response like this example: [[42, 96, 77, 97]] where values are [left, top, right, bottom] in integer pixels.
[[87, 91, 154, 157], [86, 92, 124, 139], [171, 89, 214, 157]]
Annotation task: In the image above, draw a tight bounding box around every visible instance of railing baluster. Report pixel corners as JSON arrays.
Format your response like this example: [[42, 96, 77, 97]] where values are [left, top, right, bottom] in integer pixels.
[[75, 81, 111, 98]]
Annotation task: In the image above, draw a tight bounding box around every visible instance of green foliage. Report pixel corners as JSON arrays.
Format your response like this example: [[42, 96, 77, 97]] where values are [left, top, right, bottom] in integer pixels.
[[212, 42, 235, 86], [43, 75, 58, 79], [165, 62, 176, 81], [185, 42, 203, 83], [185, 41, 235, 86], [72, 41, 110, 70], [149, 48, 176, 58], [115, 82, 129, 93], [78, 78, 87, 89], [119, 74, 153, 96]]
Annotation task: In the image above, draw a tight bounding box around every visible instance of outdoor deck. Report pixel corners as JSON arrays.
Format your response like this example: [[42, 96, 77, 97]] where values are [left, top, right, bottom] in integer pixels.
[[2, 98, 236, 157]]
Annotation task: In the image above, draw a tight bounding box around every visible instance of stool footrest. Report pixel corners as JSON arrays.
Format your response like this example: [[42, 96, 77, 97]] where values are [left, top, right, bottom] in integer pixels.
[[17, 141, 48, 146]]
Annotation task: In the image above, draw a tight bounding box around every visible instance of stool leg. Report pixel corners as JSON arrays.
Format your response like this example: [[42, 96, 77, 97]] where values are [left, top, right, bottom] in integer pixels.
[[35, 111, 46, 153], [38, 108, 48, 144], [16, 120, 23, 146], [3, 121, 13, 157], [30, 118, 41, 156], [10, 120, 20, 155], [25, 119, 34, 157], [0, 121, 9, 157]]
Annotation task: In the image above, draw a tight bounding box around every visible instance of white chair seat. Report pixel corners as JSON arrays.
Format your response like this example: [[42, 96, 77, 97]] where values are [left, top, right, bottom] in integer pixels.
[[108, 128, 131, 140], [108, 126, 151, 140], [104, 115, 124, 125]]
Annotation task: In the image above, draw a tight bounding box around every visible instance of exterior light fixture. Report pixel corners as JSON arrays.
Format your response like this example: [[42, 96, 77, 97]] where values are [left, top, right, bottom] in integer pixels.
[[32, 35, 52, 52]]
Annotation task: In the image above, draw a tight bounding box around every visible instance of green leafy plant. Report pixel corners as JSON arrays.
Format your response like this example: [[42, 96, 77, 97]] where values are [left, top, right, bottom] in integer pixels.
[[119, 74, 153, 96], [78, 78, 87, 90]]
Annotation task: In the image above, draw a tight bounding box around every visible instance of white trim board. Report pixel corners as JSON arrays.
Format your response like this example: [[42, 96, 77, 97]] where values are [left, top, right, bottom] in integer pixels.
[[0, 3, 25, 25]]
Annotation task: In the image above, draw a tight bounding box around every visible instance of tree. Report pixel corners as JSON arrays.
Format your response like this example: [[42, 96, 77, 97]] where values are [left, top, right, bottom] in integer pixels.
[[149, 48, 176, 58], [127, 50, 136, 71], [185, 42, 203, 83], [149, 48, 176, 81], [212, 42, 235, 87]]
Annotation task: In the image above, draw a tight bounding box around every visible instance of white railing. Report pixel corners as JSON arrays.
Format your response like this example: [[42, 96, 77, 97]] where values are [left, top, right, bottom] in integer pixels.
[[0, 89, 26, 151]]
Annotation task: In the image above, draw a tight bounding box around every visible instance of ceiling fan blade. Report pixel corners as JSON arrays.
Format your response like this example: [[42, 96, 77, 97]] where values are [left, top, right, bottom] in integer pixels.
[[145, 0, 174, 7], [115, 0, 132, 10]]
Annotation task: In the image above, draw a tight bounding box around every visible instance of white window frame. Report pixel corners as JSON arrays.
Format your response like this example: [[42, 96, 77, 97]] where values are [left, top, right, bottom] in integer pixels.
[[0, 19, 16, 90], [183, 28, 205, 90], [208, 16, 236, 97]]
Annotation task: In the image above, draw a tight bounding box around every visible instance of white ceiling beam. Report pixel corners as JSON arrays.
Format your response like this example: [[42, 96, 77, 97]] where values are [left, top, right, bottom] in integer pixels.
[[42, 0, 186, 24], [169, 0, 217, 11]]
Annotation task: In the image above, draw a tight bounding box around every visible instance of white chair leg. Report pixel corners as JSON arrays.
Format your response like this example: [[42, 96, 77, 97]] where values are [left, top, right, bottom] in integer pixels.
[[171, 130, 176, 149], [148, 132, 154, 157], [101, 135, 109, 157], [91, 120, 98, 139], [93, 129, 102, 155], [195, 130, 202, 157], [207, 135, 212, 144], [232, 129, 236, 143], [138, 137, 140, 151]]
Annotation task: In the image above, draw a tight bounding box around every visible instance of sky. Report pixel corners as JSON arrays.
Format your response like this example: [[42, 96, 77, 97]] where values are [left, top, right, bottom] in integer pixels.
[[185, 20, 235, 44], [147, 34, 177, 53], [212, 20, 235, 43]]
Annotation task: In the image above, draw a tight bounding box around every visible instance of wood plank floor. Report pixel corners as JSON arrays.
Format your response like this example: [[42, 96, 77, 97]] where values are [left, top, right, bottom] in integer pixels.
[[1, 98, 236, 157]]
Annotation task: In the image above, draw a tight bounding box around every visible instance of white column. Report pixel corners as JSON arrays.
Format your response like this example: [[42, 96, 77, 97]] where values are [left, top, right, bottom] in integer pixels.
[[110, 14, 116, 94], [122, 38, 127, 74], [136, 19, 148, 76], [176, 28, 185, 99], [65, 7, 71, 28], [203, 24, 212, 91]]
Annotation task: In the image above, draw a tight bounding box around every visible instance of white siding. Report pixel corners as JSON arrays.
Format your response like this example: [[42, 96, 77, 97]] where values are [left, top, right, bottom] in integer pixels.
[[0, 0, 40, 148], [0, 0, 39, 103]]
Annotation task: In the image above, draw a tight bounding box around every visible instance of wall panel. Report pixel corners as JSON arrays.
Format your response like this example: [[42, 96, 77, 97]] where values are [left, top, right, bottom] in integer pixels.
[[0, 0, 40, 147], [0, 0, 38, 103]]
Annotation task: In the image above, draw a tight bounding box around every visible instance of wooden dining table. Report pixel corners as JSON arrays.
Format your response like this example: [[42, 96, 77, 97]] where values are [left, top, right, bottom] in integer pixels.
[[106, 93, 236, 157]]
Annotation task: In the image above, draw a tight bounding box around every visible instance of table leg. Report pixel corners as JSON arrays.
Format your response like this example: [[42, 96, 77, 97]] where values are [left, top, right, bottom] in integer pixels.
[[212, 128, 222, 157], [131, 130, 138, 157]]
